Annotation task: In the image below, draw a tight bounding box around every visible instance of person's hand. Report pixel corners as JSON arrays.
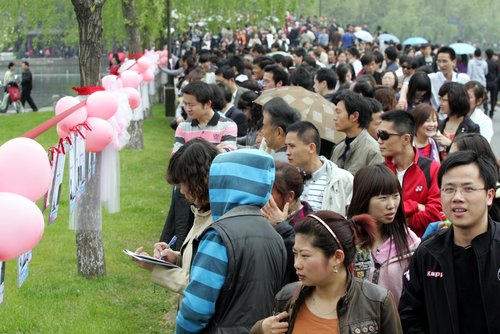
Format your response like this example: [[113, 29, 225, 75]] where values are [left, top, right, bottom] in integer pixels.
[[132, 247, 155, 271], [154, 242, 177, 264], [396, 99, 408, 110], [261, 195, 291, 226], [216, 143, 227, 152], [417, 203, 425, 212], [433, 133, 452, 148], [261, 311, 289, 334]]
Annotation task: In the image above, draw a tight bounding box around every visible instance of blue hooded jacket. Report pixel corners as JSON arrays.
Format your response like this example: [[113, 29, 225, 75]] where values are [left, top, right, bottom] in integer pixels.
[[176, 149, 276, 334]]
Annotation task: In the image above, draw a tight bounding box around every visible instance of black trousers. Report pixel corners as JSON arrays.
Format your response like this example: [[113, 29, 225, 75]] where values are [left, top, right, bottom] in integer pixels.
[[487, 82, 498, 116], [21, 89, 37, 111]]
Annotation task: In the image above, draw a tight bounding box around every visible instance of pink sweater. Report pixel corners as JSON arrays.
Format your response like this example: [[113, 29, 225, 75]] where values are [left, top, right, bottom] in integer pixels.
[[353, 228, 421, 305]]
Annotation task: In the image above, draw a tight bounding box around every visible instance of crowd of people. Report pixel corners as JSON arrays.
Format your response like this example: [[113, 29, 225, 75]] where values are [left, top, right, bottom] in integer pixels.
[[131, 21, 500, 333]]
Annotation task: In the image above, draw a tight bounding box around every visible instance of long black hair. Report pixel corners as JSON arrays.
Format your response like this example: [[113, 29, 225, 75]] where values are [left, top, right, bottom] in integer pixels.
[[348, 165, 411, 258]]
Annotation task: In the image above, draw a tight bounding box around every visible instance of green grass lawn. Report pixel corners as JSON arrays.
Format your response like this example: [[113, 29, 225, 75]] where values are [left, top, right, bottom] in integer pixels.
[[0, 104, 177, 333]]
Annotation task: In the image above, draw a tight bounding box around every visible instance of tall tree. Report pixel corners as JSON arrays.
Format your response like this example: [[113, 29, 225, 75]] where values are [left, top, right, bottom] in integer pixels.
[[121, 0, 144, 149], [71, 0, 107, 278]]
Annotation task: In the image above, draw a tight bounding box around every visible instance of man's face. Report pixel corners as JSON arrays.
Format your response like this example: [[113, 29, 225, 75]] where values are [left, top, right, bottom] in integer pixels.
[[313, 76, 326, 95], [200, 61, 211, 72], [440, 164, 493, 233], [9, 66, 15, 72], [262, 111, 279, 150], [333, 101, 356, 133], [183, 94, 211, 121], [376, 120, 405, 158], [285, 131, 312, 169], [263, 71, 277, 90], [363, 61, 375, 75], [402, 62, 415, 77], [368, 111, 383, 140], [327, 51, 336, 64], [293, 54, 303, 66], [215, 74, 227, 86], [437, 52, 456, 75], [21, 63, 28, 71], [252, 64, 264, 80]]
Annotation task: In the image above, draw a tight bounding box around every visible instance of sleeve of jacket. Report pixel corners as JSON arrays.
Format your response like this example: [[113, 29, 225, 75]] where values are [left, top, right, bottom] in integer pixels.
[[380, 290, 403, 334], [151, 264, 189, 294], [175, 229, 228, 334], [406, 163, 442, 235], [398, 248, 430, 334], [234, 112, 248, 137]]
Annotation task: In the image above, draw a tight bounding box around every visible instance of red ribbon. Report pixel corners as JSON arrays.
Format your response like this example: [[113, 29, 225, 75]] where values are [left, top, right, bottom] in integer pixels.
[[72, 86, 105, 96], [128, 53, 144, 60]]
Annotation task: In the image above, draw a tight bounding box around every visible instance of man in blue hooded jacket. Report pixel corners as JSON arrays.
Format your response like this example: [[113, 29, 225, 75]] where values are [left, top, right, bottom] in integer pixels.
[[175, 149, 287, 334]]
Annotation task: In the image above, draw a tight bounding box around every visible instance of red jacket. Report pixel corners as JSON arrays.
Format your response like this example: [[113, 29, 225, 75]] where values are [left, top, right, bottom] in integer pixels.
[[385, 148, 442, 237]]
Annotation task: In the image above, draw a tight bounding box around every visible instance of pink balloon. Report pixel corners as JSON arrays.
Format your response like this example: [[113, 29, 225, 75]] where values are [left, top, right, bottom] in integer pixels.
[[0, 138, 52, 201], [102, 74, 120, 91], [86, 91, 119, 120], [137, 56, 153, 73], [55, 96, 88, 132], [159, 56, 168, 66], [124, 87, 141, 109], [142, 68, 154, 82], [120, 70, 142, 88], [56, 124, 69, 139], [86, 117, 114, 152], [0, 192, 45, 261]]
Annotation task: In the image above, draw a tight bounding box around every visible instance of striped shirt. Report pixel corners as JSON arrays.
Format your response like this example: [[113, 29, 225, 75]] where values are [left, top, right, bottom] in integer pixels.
[[173, 112, 237, 153], [175, 229, 228, 334], [301, 160, 329, 211]]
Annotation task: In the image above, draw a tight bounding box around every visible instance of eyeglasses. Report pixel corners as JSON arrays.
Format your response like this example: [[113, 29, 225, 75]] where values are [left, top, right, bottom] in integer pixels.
[[441, 186, 487, 196], [377, 130, 403, 140]]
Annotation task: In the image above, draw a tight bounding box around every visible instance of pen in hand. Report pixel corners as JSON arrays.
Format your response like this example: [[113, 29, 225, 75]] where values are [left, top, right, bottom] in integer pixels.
[[160, 236, 177, 261]]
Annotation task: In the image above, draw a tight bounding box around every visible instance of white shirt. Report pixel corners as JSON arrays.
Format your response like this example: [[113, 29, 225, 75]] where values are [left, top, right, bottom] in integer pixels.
[[470, 108, 493, 143], [428, 71, 470, 111]]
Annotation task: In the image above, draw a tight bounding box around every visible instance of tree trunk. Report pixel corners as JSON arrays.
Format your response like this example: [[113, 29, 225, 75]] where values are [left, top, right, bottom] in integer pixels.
[[71, 0, 107, 278], [125, 119, 144, 149], [76, 154, 106, 277], [122, 0, 145, 149]]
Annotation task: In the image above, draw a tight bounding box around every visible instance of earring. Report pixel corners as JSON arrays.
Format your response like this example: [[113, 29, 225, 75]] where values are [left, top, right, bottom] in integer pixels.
[[333, 266, 338, 273]]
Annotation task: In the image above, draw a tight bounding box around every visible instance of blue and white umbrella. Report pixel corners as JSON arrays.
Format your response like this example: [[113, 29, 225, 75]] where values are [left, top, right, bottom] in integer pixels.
[[403, 37, 428, 45], [449, 43, 476, 55], [378, 33, 400, 44], [354, 30, 374, 43]]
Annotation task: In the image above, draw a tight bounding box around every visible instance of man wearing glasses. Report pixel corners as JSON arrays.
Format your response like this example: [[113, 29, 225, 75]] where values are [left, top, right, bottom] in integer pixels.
[[399, 151, 500, 333], [377, 110, 442, 237]]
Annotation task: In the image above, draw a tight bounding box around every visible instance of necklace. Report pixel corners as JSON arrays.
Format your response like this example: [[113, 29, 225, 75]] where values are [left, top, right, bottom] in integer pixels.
[[309, 295, 336, 316]]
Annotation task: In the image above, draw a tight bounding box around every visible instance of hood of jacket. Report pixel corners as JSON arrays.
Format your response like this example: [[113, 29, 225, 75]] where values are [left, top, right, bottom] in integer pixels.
[[209, 149, 275, 221]]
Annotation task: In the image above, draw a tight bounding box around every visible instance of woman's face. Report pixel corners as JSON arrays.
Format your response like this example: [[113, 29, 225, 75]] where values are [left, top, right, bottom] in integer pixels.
[[382, 72, 395, 88], [179, 183, 205, 207], [439, 94, 450, 114], [415, 90, 427, 100], [468, 89, 480, 111], [345, 69, 352, 82], [368, 192, 401, 225], [337, 52, 347, 64], [417, 114, 438, 139], [294, 234, 336, 286]]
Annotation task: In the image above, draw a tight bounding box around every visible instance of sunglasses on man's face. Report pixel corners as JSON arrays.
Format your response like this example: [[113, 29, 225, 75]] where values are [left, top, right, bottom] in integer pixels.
[[377, 130, 403, 140]]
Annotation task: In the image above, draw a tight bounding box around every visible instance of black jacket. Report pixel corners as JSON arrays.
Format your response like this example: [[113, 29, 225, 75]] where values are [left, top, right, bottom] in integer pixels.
[[21, 69, 33, 91], [225, 106, 248, 137], [438, 115, 480, 139], [399, 219, 500, 334]]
